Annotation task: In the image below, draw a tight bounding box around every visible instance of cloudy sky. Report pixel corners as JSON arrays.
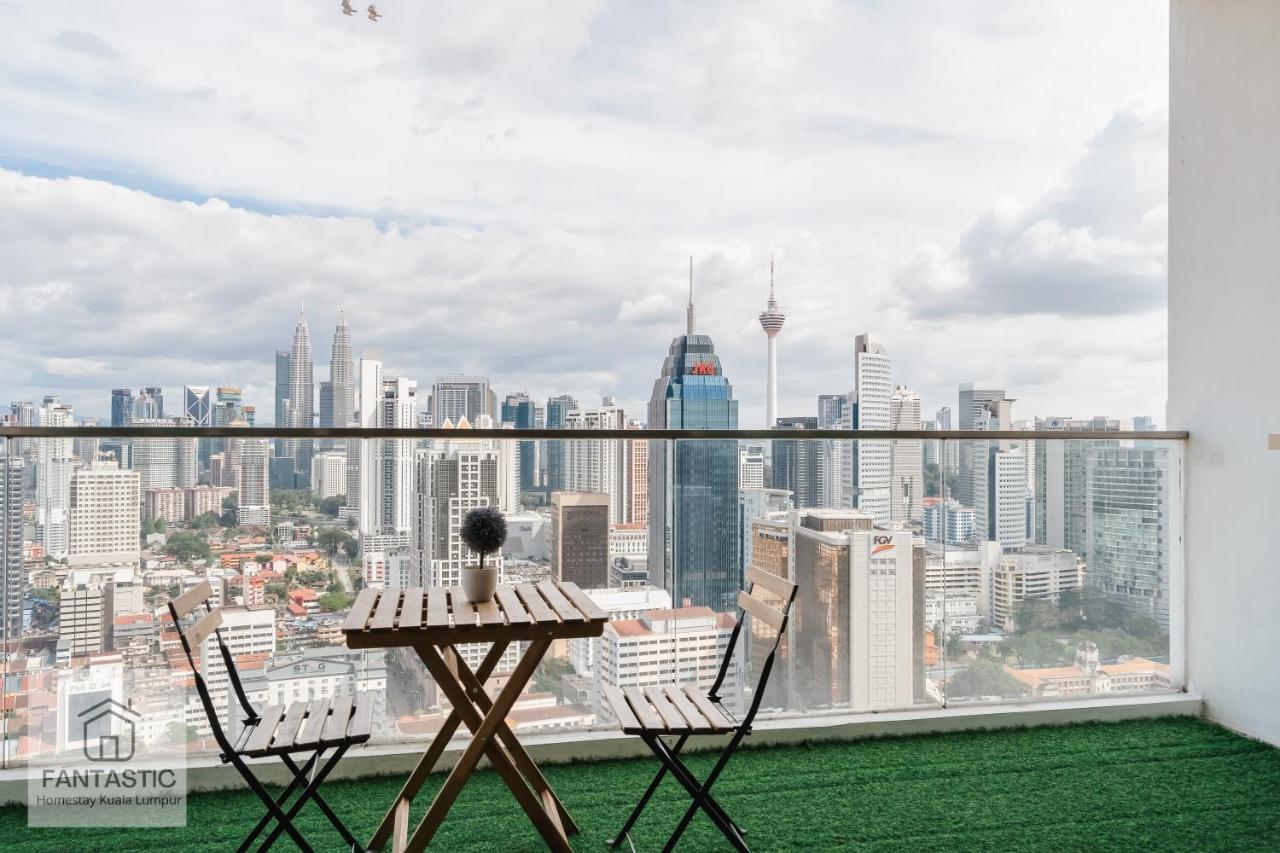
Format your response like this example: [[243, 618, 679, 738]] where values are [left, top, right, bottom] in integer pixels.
[[0, 1, 1168, 427]]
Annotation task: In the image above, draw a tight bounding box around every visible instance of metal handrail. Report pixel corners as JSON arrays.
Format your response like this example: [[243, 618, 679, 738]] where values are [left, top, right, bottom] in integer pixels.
[[0, 426, 1189, 441]]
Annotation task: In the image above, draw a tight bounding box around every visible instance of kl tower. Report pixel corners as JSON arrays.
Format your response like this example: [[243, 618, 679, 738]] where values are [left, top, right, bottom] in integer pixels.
[[758, 256, 786, 428]]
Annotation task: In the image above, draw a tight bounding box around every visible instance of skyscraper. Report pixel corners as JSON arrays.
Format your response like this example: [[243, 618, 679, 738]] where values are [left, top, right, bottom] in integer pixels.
[[957, 383, 1006, 508], [1, 454, 23, 644], [1033, 416, 1128, 556], [564, 400, 627, 523], [68, 457, 140, 566], [235, 427, 271, 527], [110, 389, 133, 428], [889, 385, 924, 525], [287, 311, 315, 483], [647, 261, 740, 611], [771, 416, 824, 509], [1086, 445, 1171, 629], [183, 386, 212, 427], [412, 429, 506, 588], [550, 492, 610, 588], [430, 375, 494, 426], [274, 349, 291, 455], [319, 313, 354, 449], [501, 393, 540, 495], [544, 394, 577, 494], [758, 257, 786, 429], [843, 334, 892, 524], [133, 387, 164, 421], [36, 396, 74, 558], [972, 399, 1028, 549]]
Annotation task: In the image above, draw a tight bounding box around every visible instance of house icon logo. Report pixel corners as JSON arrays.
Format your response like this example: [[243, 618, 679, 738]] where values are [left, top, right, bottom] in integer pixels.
[[78, 697, 141, 762]]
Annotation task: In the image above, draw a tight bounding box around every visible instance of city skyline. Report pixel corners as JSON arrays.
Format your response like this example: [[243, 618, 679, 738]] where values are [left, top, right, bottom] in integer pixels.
[[0, 2, 1168, 425]]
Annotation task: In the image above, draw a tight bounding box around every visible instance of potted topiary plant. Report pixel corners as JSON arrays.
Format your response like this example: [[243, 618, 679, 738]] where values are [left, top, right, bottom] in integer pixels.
[[460, 505, 506, 603]]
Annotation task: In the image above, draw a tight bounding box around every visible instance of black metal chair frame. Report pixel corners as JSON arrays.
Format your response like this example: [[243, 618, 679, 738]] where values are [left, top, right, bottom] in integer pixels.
[[168, 590, 364, 852], [608, 573, 799, 852]]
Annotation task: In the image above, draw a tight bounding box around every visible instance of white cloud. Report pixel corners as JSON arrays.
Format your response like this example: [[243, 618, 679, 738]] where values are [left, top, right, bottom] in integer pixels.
[[0, 1, 1170, 425]]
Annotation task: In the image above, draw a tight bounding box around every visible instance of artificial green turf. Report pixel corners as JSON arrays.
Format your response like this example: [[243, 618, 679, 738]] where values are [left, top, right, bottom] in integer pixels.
[[5, 717, 1280, 851]]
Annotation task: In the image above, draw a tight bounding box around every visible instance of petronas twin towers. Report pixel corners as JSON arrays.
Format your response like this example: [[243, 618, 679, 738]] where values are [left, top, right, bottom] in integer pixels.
[[278, 310, 354, 483]]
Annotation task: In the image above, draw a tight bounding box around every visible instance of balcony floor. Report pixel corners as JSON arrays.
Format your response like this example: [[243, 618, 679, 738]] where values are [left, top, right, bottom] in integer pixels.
[[7, 717, 1280, 851]]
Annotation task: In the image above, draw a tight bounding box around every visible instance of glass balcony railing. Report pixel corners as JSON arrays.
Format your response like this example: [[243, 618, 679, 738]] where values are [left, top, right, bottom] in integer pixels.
[[0, 425, 1186, 764]]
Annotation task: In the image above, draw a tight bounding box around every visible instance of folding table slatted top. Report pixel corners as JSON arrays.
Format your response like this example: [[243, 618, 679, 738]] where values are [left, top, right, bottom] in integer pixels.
[[340, 579, 609, 852], [343, 579, 607, 649]]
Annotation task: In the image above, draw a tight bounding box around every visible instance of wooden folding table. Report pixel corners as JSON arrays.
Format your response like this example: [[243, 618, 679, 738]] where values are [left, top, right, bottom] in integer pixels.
[[343, 580, 608, 852]]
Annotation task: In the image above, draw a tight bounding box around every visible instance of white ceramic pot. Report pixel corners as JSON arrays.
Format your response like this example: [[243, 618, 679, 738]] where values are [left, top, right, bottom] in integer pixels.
[[461, 565, 498, 603]]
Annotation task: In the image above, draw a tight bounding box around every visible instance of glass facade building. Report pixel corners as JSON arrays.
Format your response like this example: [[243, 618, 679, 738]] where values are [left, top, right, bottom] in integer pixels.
[[647, 332, 740, 612]]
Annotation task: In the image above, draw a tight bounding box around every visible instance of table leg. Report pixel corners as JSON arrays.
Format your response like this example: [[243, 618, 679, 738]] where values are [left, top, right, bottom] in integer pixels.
[[449, 647, 581, 835], [408, 639, 568, 853], [367, 642, 510, 851]]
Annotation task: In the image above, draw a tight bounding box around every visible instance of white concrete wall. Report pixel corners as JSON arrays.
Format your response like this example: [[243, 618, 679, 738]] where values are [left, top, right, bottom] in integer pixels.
[[1170, 0, 1280, 745]]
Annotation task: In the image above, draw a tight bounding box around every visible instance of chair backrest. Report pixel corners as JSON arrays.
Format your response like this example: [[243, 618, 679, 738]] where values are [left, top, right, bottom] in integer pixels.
[[167, 582, 260, 753], [707, 567, 798, 730]]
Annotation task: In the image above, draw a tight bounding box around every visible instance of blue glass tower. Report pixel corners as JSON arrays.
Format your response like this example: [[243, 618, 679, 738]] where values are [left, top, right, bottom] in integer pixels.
[[647, 263, 740, 612]]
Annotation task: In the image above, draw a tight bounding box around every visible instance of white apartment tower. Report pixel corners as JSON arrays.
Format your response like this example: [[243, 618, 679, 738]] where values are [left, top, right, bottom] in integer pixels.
[[235, 432, 271, 526], [842, 334, 892, 524], [36, 396, 75, 557], [564, 401, 628, 524], [68, 458, 141, 566]]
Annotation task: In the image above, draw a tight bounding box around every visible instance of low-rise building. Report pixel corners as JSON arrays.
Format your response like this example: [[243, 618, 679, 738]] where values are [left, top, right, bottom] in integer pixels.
[[1005, 643, 1172, 698]]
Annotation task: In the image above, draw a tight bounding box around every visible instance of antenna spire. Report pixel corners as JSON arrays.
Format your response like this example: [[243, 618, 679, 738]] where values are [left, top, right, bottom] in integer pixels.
[[686, 255, 696, 336]]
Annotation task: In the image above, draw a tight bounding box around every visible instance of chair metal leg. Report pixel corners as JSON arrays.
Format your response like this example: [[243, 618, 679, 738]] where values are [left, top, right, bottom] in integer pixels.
[[226, 751, 316, 853], [607, 734, 688, 847], [658, 732, 750, 853], [256, 744, 351, 852], [281, 752, 363, 851], [238, 750, 322, 853]]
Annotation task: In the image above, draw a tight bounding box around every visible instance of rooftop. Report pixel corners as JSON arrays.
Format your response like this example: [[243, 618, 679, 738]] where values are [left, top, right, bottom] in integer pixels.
[[6, 718, 1277, 851]]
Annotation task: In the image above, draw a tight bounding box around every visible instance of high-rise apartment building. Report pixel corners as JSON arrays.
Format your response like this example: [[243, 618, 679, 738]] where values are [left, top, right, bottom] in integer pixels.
[[647, 269, 740, 611], [550, 492, 610, 588], [501, 392, 540, 494], [1087, 446, 1171, 629], [311, 451, 347, 500], [110, 389, 133, 428], [412, 431, 506, 589], [968, 398, 1028, 549], [133, 386, 164, 421], [543, 394, 577, 494], [1, 455, 23, 643], [130, 417, 199, 491], [36, 396, 75, 558], [350, 356, 417, 536], [274, 349, 291, 455], [922, 499, 976, 544], [58, 582, 112, 660], [564, 401, 627, 523], [889, 385, 923, 525], [771, 416, 825, 509], [1033, 416, 1129, 557], [738, 445, 766, 491], [235, 432, 270, 527], [68, 458, 140, 565], [957, 384, 1006, 508], [842, 334, 892, 523], [623, 421, 648, 525], [431, 375, 494, 426]]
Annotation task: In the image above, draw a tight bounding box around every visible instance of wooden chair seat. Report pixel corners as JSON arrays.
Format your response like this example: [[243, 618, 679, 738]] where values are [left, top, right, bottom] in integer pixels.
[[605, 684, 736, 736], [236, 695, 373, 758]]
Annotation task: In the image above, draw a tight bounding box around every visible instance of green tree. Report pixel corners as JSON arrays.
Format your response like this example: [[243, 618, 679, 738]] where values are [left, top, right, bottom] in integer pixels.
[[318, 591, 354, 612], [265, 582, 288, 601], [164, 531, 211, 562], [534, 657, 576, 697], [945, 658, 1030, 700], [29, 587, 59, 604], [220, 492, 239, 527], [341, 538, 358, 559], [317, 495, 345, 518], [315, 526, 355, 556], [1001, 631, 1068, 667]]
